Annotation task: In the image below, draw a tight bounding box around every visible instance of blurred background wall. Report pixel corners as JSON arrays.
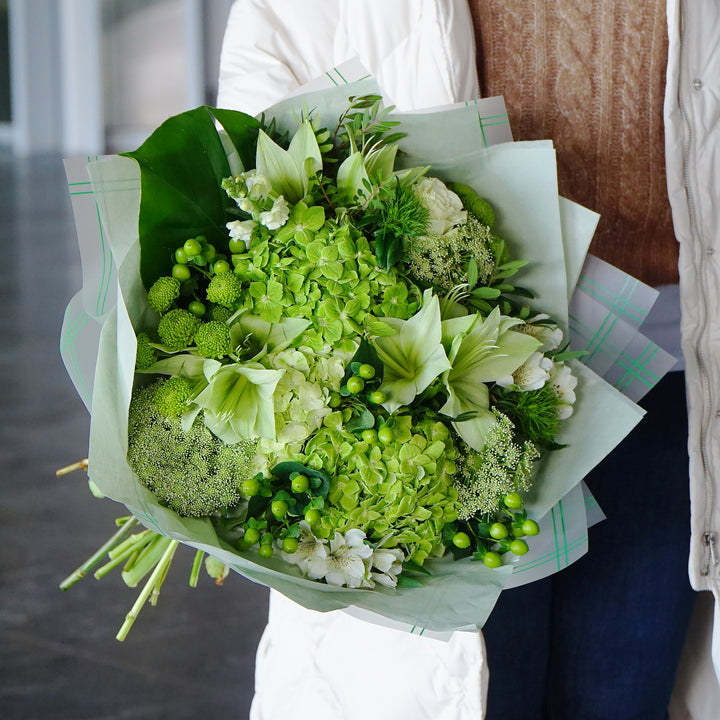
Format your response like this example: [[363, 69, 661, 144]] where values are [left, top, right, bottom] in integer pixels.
[[0, 0, 234, 157]]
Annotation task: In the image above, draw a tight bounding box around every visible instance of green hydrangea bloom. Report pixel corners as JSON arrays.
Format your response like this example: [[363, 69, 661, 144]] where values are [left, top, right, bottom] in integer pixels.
[[154, 376, 193, 417], [135, 331, 157, 370], [195, 321, 233, 359], [206, 271, 244, 309], [157, 308, 201, 351], [127, 382, 257, 517], [299, 416, 458, 564], [147, 276, 180, 314]]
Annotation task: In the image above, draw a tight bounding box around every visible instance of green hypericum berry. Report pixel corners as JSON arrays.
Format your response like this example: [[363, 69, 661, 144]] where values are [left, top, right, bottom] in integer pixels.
[[213, 259, 231, 275], [205, 244, 217, 261], [304, 508, 321, 525], [242, 477, 261, 497], [188, 300, 206, 317], [157, 308, 201, 351], [271, 500, 288, 518], [377, 426, 394, 444], [358, 364, 375, 379], [452, 531, 471, 549], [346, 376, 365, 394], [328, 391, 342, 408], [172, 264, 191, 282], [504, 492, 523, 509], [244, 527, 260, 545], [291, 474, 310, 493], [194, 321, 232, 359], [361, 429, 377, 443], [447, 182, 495, 228], [147, 276, 180, 314], [282, 537, 299, 553], [522, 519, 540, 536], [206, 272, 243, 309], [509, 539, 529, 556], [134, 332, 157, 371], [183, 238, 202, 256], [258, 544, 273, 559], [369, 390, 386, 405], [175, 248, 189, 264], [154, 377, 193, 417], [483, 551, 502, 568], [489, 522, 508, 540]]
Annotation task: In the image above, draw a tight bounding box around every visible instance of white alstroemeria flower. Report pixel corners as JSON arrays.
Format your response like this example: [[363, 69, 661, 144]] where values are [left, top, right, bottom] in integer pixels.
[[260, 195, 291, 230], [368, 547, 405, 588], [415, 177, 467, 235], [549, 362, 578, 419], [226, 219, 256, 249], [308, 529, 373, 588], [517, 314, 564, 352], [280, 521, 327, 574], [497, 351, 553, 392]]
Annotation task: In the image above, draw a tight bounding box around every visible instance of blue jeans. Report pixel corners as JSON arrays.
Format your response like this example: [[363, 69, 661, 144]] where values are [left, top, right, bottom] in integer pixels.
[[482, 372, 696, 719]]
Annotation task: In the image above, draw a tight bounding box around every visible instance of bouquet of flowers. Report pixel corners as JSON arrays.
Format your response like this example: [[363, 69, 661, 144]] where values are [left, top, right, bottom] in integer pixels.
[[60, 74, 647, 639]]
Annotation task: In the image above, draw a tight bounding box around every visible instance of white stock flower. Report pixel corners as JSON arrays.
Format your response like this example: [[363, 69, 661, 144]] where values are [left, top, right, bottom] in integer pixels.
[[280, 521, 327, 574], [549, 362, 578, 419], [368, 547, 405, 588], [244, 170, 272, 199], [260, 195, 291, 230], [226, 219, 256, 249], [308, 529, 373, 588], [496, 351, 553, 392], [236, 197, 254, 213], [415, 177, 467, 235]]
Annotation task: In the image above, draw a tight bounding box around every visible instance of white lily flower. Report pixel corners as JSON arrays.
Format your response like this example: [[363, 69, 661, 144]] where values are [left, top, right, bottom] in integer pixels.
[[260, 195, 291, 230], [549, 362, 578, 419], [280, 521, 327, 574], [496, 351, 553, 392], [226, 219, 256, 249], [368, 547, 405, 588], [309, 529, 373, 588]]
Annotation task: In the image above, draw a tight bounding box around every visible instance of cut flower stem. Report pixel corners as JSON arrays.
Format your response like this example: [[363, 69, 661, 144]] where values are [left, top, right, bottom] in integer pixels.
[[59, 517, 137, 590], [116, 539, 179, 642]]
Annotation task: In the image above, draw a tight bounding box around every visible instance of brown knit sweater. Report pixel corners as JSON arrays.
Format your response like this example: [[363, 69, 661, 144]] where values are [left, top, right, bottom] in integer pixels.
[[469, 0, 678, 286]]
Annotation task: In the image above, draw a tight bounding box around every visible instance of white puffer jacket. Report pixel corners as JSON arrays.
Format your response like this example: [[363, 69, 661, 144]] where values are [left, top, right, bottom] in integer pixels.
[[218, 0, 720, 716]]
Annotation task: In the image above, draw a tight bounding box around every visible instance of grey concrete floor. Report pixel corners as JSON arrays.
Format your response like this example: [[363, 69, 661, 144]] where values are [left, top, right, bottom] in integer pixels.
[[0, 154, 269, 720]]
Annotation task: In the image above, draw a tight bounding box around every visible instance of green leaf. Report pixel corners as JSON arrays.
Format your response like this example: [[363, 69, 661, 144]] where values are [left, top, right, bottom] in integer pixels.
[[121, 106, 234, 289], [207, 107, 261, 172], [467, 258, 479, 290], [402, 559, 432, 576], [396, 575, 423, 588]]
